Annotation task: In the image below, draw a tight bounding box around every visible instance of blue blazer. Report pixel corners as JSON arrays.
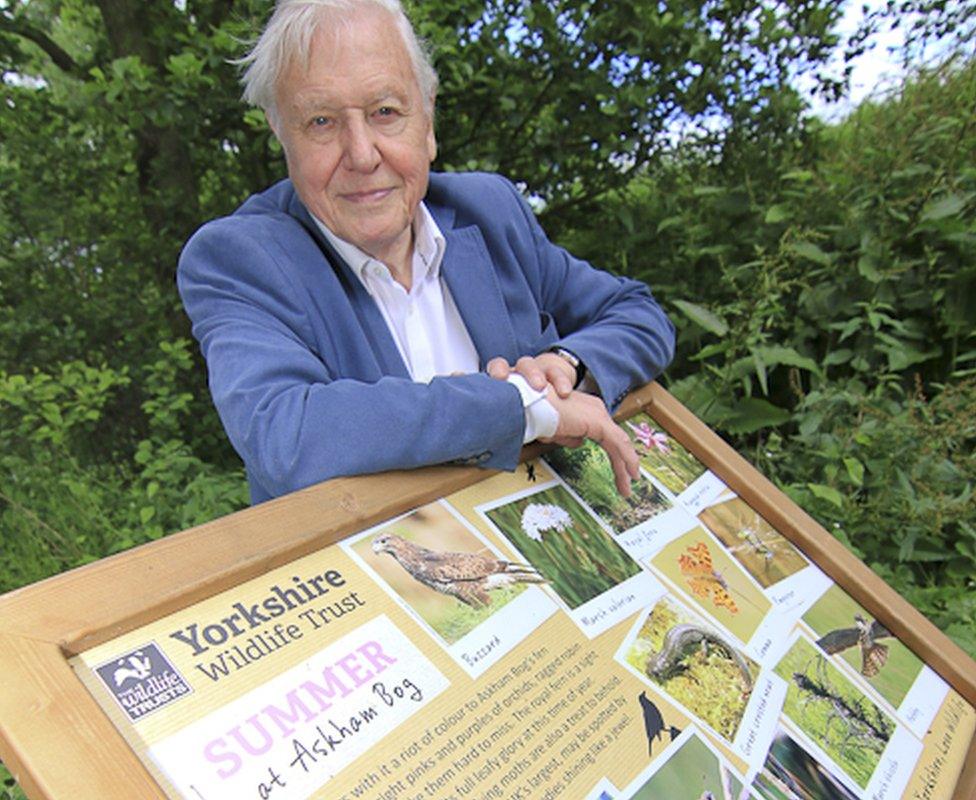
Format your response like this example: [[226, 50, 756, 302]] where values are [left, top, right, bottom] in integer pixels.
[[178, 172, 675, 503]]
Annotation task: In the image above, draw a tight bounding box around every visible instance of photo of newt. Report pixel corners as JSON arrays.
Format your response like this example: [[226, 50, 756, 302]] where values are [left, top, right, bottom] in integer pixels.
[[623, 596, 760, 743]]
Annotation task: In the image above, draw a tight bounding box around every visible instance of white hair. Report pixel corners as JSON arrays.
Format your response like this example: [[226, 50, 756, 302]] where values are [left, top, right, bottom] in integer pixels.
[[237, 0, 438, 122]]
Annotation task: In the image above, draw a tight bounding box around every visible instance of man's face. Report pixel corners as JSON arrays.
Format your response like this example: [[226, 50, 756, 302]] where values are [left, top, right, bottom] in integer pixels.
[[271, 5, 436, 267]]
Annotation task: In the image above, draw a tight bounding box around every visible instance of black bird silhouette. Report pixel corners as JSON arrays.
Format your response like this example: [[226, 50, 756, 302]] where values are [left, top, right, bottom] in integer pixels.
[[526, 463, 537, 482], [638, 691, 665, 755], [816, 614, 893, 677]]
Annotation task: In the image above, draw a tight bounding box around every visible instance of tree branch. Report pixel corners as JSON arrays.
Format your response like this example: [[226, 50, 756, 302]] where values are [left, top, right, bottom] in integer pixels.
[[0, 13, 84, 76]]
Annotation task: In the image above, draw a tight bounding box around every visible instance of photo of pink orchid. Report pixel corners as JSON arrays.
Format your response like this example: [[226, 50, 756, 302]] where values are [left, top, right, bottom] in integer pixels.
[[623, 413, 707, 495], [628, 421, 671, 454]]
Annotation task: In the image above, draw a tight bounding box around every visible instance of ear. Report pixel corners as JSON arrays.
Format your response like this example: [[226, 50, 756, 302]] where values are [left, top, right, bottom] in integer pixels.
[[265, 108, 281, 141], [425, 111, 437, 162]]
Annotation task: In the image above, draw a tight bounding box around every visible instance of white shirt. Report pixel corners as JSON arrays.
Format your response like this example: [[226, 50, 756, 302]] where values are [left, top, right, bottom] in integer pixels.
[[313, 205, 559, 443]]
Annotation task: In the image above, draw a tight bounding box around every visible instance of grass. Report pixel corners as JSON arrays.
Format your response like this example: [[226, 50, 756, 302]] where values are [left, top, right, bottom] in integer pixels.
[[484, 485, 640, 609], [773, 637, 894, 789]]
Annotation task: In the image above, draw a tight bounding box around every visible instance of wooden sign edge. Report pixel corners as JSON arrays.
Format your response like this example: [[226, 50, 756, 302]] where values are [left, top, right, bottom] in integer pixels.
[[0, 381, 972, 799]]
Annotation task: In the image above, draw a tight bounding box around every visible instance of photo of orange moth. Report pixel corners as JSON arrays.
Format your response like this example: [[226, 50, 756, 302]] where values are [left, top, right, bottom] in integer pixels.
[[651, 528, 771, 644]]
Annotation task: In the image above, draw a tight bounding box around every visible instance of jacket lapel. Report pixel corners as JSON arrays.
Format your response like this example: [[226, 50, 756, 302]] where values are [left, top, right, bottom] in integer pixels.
[[434, 211, 520, 368], [287, 192, 411, 380]]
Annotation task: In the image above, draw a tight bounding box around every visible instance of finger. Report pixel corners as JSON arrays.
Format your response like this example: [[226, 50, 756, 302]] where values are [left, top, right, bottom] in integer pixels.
[[486, 357, 511, 380], [544, 363, 574, 398], [516, 356, 548, 391], [597, 426, 638, 497]]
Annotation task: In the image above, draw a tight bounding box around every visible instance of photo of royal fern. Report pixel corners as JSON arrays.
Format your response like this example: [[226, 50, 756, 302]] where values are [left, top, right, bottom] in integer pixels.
[[482, 484, 640, 609], [625, 730, 745, 800], [622, 412, 707, 494], [544, 439, 671, 534], [623, 596, 760, 743], [699, 496, 808, 588], [773, 636, 895, 789], [349, 502, 541, 645], [753, 725, 859, 800], [803, 584, 923, 711]]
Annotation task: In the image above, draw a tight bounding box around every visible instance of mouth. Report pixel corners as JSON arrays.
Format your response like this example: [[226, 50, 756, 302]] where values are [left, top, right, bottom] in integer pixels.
[[340, 187, 394, 204]]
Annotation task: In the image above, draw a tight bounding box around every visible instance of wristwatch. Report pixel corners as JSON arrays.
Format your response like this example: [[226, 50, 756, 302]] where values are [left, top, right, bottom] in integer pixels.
[[549, 347, 586, 389]]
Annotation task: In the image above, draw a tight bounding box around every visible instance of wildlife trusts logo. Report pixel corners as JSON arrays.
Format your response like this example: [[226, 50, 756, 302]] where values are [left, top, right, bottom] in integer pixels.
[[94, 642, 191, 722]]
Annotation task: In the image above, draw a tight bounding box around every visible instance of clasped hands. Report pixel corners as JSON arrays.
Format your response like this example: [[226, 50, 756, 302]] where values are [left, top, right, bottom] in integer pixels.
[[486, 354, 639, 497]]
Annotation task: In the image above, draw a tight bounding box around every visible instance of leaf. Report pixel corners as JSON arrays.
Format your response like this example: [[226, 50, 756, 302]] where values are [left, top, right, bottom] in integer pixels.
[[884, 344, 940, 371], [843, 457, 864, 486], [857, 255, 882, 282], [823, 348, 853, 366], [753, 345, 822, 375], [807, 483, 843, 508], [790, 241, 832, 266], [671, 300, 728, 336], [656, 216, 684, 233], [721, 398, 792, 434], [765, 204, 790, 223], [139, 506, 156, 524], [919, 193, 965, 222], [753, 351, 769, 395]]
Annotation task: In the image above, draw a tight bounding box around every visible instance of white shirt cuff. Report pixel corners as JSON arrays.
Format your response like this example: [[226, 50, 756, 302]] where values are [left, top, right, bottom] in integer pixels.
[[506, 374, 560, 443]]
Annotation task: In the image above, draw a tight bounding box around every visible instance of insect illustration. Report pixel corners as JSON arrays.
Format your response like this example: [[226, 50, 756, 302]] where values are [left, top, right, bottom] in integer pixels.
[[678, 542, 739, 614], [735, 524, 774, 565]]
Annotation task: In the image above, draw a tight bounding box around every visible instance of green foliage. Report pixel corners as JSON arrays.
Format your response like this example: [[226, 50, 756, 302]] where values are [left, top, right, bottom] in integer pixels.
[[1, 1, 974, 793], [0, 764, 25, 800], [0, 340, 248, 592], [763, 379, 976, 655]]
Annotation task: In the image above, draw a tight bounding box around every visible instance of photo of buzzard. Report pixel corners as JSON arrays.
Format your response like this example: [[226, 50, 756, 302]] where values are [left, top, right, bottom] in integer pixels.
[[371, 532, 546, 608], [346, 502, 552, 646]]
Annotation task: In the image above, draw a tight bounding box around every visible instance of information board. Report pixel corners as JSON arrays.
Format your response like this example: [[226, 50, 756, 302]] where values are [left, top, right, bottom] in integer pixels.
[[1, 383, 974, 800]]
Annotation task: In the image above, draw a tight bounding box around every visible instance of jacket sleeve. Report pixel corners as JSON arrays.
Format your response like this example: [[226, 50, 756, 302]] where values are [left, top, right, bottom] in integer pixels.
[[495, 176, 675, 409], [178, 216, 526, 502]]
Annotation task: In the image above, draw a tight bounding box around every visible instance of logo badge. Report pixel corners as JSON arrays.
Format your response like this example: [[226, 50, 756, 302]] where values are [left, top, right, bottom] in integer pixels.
[[94, 642, 192, 722]]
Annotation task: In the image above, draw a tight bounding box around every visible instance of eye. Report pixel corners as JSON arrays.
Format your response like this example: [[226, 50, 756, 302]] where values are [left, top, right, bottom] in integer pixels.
[[373, 106, 400, 121], [309, 115, 332, 129]]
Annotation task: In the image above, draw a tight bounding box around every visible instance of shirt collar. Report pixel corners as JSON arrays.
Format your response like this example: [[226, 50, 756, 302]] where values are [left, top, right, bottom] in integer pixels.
[[311, 203, 446, 295]]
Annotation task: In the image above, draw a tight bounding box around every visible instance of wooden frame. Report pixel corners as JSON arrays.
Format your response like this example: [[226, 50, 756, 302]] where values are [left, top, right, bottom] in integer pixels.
[[1, 382, 973, 799]]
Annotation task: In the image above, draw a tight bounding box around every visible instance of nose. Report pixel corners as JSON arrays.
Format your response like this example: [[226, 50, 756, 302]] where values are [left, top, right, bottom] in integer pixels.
[[340, 117, 381, 173]]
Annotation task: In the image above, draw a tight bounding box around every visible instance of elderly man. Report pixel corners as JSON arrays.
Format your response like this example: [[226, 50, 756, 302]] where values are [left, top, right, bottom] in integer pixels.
[[179, 0, 675, 504]]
